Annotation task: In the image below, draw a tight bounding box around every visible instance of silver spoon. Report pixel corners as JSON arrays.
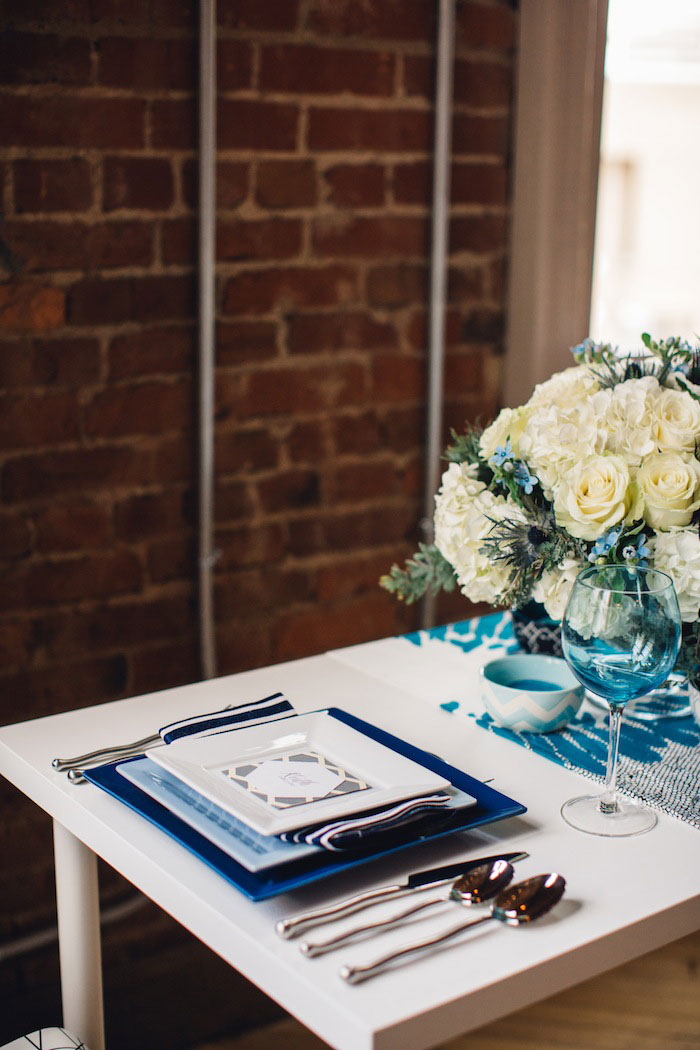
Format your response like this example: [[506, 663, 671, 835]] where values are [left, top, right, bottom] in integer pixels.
[[339, 872, 566, 984], [300, 859, 515, 958]]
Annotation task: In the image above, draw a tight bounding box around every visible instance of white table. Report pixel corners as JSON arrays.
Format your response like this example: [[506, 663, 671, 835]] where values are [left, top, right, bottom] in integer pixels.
[[1, 635, 700, 1050]]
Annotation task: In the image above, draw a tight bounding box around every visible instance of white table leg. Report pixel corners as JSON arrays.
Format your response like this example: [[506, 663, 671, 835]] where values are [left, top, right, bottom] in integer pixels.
[[53, 820, 106, 1050]]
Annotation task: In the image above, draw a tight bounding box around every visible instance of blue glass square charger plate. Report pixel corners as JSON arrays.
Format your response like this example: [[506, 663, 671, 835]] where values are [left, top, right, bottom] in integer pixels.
[[84, 708, 526, 900]]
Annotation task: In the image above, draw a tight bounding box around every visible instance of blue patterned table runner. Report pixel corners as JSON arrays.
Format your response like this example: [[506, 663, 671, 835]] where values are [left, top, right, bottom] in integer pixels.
[[404, 612, 700, 830]]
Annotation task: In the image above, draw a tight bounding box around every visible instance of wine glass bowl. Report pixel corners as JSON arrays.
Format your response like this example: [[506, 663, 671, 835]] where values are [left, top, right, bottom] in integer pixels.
[[560, 564, 681, 836], [562, 572, 681, 704]]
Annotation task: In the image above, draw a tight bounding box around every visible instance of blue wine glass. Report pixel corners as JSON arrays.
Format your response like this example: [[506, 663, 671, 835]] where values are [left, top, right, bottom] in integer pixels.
[[561, 564, 681, 836]]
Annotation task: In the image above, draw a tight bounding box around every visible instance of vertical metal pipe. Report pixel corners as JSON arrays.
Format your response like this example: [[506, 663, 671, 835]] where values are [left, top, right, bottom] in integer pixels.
[[421, 0, 456, 629], [198, 0, 217, 679]]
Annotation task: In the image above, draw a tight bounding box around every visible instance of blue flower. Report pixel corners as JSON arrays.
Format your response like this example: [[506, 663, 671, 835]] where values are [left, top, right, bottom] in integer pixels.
[[489, 438, 513, 469], [588, 528, 622, 563], [571, 337, 595, 358], [571, 336, 607, 363], [513, 461, 538, 495], [622, 534, 650, 567]]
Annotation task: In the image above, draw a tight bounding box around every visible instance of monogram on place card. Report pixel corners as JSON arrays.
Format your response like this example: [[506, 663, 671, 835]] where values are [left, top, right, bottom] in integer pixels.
[[220, 750, 372, 809]]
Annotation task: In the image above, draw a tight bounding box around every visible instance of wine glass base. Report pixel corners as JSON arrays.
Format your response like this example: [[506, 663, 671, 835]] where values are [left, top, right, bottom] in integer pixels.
[[561, 795, 658, 837]]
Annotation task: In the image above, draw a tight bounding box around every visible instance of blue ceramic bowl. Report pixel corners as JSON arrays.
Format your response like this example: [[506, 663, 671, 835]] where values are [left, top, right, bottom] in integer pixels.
[[479, 654, 584, 733]]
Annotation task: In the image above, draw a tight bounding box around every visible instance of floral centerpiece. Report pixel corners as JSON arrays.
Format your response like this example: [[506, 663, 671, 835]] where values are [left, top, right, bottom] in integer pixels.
[[381, 334, 700, 682]]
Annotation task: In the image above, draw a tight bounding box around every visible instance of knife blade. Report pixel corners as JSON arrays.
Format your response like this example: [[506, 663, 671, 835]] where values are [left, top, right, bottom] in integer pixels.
[[405, 850, 528, 887], [275, 850, 529, 939]]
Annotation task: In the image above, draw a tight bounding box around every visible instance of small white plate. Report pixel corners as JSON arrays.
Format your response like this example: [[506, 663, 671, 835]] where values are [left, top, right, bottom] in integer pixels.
[[146, 711, 450, 835]]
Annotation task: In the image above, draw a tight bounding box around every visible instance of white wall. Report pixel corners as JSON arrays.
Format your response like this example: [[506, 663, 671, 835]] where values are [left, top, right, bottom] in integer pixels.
[[591, 76, 700, 347]]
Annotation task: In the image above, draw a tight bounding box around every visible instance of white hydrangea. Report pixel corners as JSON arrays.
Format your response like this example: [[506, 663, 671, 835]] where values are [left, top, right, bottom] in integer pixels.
[[479, 405, 530, 461], [532, 557, 582, 621], [527, 365, 600, 410], [589, 376, 659, 466], [648, 528, 700, 622], [433, 462, 486, 566], [515, 366, 605, 498], [433, 462, 519, 605]]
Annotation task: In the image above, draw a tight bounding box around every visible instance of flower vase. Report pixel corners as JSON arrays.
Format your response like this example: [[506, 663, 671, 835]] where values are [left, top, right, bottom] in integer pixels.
[[511, 601, 563, 657]]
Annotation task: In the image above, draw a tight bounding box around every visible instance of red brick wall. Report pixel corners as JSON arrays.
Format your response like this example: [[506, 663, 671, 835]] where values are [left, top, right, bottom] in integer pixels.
[[0, 1, 515, 1044]]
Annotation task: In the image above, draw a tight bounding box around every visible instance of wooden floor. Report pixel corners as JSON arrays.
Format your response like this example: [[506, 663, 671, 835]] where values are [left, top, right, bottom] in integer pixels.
[[193, 929, 700, 1050]]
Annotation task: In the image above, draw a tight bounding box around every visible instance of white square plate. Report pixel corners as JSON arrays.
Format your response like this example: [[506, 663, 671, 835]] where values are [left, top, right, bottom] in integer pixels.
[[146, 711, 450, 835]]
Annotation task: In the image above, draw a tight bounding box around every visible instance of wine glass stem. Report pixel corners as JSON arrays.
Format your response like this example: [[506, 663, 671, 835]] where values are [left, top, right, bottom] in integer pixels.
[[600, 702, 624, 815]]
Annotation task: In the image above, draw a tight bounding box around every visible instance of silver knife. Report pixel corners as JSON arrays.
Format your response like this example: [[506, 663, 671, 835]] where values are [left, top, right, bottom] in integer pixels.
[[275, 850, 529, 939]]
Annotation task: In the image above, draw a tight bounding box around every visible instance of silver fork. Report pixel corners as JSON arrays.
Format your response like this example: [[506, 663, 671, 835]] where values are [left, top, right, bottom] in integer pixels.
[[52, 703, 235, 778], [52, 733, 162, 773]]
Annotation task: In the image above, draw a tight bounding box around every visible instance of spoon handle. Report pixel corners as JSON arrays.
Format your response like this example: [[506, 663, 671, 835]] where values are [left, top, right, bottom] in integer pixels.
[[276, 880, 452, 939], [339, 913, 493, 984], [300, 893, 447, 957]]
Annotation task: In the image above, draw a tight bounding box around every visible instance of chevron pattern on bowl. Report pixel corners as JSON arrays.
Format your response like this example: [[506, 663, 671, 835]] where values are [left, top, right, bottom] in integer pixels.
[[480, 654, 584, 733]]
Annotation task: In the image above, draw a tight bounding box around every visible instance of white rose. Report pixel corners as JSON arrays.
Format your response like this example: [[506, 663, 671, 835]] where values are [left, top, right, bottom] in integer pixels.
[[479, 406, 529, 461], [553, 454, 642, 541], [532, 557, 583, 621], [638, 451, 700, 529], [652, 387, 700, 454], [649, 528, 700, 622], [590, 376, 658, 466]]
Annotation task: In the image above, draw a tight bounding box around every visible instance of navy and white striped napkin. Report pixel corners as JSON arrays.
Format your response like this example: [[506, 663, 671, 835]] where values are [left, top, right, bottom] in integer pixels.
[[156, 692, 458, 852], [279, 792, 454, 851], [159, 691, 294, 744]]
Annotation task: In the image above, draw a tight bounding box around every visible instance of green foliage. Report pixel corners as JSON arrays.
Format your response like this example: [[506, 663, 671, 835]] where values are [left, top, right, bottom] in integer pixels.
[[379, 543, 458, 604], [571, 337, 618, 367], [640, 333, 696, 385], [674, 374, 700, 403], [572, 333, 700, 390], [444, 426, 482, 465], [574, 333, 699, 390]]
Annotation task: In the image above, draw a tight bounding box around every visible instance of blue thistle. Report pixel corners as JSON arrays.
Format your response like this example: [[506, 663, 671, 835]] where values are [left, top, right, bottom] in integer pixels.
[[514, 461, 538, 495]]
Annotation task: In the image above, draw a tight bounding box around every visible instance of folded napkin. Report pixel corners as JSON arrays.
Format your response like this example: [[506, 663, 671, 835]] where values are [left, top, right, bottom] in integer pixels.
[[159, 691, 294, 744], [279, 792, 454, 851]]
